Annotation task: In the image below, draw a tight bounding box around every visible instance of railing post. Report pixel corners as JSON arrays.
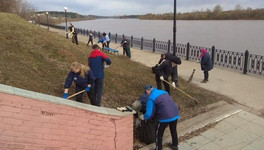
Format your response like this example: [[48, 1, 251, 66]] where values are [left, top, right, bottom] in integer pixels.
[[153, 38, 156, 53], [141, 37, 144, 50], [186, 42, 190, 60], [131, 36, 133, 48], [168, 40, 171, 53], [211, 46, 215, 66], [115, 33, 117, 43], [243, 50, 249, 74]]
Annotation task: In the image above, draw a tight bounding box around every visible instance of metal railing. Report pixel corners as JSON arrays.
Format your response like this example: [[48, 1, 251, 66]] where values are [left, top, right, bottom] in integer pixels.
[[41, 24, 264, 76]]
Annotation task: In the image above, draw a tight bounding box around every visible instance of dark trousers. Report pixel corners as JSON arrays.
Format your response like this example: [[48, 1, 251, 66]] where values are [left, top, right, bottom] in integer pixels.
[[123, 47, 131, 58], [156, 120, 178, 150], [72, 34, 78, 45], [204, 71, 209, 80], [94, 78, 104, 106], [76, 86, 96, 105], [87, 39, 93, 46], [106, 41, 110, 48], [155, 76, 170, 95]]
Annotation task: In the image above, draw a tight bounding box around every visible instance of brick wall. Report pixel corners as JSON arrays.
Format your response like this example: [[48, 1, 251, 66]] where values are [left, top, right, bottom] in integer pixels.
[[0, 92, 134, 150]]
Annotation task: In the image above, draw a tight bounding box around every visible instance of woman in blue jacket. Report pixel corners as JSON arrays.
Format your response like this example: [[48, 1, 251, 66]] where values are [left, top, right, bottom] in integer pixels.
[[62, 62, 96, 105], [200, 48, 213, 83], [141, 86, 179, 150]]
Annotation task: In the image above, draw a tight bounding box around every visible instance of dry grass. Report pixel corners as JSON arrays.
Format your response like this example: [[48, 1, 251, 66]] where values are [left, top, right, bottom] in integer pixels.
[[0, 13, 235, 122]]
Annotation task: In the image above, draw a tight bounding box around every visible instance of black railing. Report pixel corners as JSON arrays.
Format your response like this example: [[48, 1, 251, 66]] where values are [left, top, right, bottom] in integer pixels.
[[41, 24, 264, 76]]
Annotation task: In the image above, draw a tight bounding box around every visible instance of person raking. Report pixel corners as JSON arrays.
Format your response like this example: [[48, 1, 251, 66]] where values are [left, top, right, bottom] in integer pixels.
[[62, 62, 96, 105]]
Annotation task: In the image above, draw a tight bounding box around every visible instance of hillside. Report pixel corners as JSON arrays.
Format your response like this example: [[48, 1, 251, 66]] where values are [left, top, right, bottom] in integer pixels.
[[0, 13, 234, 122]]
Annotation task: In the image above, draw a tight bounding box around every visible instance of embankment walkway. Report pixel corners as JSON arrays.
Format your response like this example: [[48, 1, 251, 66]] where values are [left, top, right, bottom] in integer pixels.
[[45, 26, 264, 115]]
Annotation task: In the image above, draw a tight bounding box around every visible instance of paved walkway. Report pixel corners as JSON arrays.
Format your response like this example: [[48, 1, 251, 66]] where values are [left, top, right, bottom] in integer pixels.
[[177, 111, 264, 150]]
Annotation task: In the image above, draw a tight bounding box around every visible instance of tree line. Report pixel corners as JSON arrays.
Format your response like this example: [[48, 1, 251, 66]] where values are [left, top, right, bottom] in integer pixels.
[[139, 5, 264, 20], [0, 0, 35, 20]]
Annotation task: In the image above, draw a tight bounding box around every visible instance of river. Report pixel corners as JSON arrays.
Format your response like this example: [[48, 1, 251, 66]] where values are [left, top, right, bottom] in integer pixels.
[[61, 19, 264, 55]]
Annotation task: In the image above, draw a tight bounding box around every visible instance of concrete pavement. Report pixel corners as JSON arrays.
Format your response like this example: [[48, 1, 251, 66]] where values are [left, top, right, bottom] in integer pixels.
[[177, 111, 264, 150]]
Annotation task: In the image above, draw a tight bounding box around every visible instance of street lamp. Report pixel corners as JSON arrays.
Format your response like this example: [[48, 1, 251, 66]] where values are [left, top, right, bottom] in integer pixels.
[[64, 7, 68, 39], [38, 14, 40, 27], [46, 11, 49, 30], [173, 0, 177, 56], [173, 0, 179, 86]]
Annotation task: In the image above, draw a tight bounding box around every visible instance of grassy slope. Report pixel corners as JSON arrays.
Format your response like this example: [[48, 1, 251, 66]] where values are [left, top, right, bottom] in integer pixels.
[[0, 13, 234, 121]]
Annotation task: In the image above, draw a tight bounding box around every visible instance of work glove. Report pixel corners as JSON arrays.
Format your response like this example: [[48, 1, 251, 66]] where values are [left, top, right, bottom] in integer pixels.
[[139, 114, 145, 121], [62, 93, 68, 99], [160, 76, 164, 81], [172, 82, 176, 89], [85, 86, 90, 92], [104, 65, 109, 68], [135, 118, 141, 128]]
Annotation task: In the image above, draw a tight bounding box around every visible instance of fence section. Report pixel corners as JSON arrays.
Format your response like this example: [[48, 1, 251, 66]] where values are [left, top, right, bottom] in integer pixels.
[[41, 24, 264, 76], [248, 54, 264, 75]]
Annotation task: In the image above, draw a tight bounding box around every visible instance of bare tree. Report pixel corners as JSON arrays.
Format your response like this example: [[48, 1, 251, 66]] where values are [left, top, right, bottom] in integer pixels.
[[0, 0, 35, 20], [213, 4, 223, 13], [235, 4, 243, 11]]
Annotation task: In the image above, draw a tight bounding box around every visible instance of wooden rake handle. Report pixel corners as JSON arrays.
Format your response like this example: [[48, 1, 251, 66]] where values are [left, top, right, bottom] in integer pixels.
[[162, 80, 198, 104], [67, 90, 85, 99]]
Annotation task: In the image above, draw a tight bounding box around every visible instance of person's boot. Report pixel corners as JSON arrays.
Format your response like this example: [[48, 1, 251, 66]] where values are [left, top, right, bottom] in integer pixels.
[[167, 143, 178, 150], [200, 79, 208, 83]]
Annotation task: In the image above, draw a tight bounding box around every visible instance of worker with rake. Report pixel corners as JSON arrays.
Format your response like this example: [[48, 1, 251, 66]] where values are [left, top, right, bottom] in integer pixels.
[[62, 62, 96, 105], [156, 56, 181, 95]]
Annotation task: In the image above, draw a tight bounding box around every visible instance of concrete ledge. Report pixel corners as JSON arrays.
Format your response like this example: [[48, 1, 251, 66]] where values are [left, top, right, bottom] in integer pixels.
[[0, 84, 135, 117]]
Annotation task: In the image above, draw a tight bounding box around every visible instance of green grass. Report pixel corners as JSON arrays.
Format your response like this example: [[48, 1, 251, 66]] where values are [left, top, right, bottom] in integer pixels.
[[0, 13, 234, 122]]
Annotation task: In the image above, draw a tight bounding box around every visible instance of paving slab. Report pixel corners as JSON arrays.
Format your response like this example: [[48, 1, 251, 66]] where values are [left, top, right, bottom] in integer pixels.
[[249, 137, 264, 150], [178, 111, 264, 150]]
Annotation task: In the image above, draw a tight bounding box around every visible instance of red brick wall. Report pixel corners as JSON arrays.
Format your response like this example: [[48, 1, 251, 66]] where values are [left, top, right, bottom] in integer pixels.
[[0, 92, 133, 150]]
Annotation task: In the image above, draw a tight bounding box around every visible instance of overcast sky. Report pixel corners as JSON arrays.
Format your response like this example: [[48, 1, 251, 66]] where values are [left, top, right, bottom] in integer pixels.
[[28, 0, 264, 16]]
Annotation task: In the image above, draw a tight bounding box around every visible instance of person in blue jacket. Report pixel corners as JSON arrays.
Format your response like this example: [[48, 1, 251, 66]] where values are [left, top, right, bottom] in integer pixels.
[[200, 48, 213, 83], [62, 62, 96, 105], [97, 35, 105, 48], [140, 85, 179, 150], [88, 44, 111, 106]]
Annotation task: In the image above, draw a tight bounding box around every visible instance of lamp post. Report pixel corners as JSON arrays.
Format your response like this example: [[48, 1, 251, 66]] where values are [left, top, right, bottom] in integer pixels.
[[46, 11, 49, 30], [173, 0, 177, 56], [173, 0, 179, 86], [64, 7, 68, 39], [33, 15, 36, 24], [38, 14, 40, 27]]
